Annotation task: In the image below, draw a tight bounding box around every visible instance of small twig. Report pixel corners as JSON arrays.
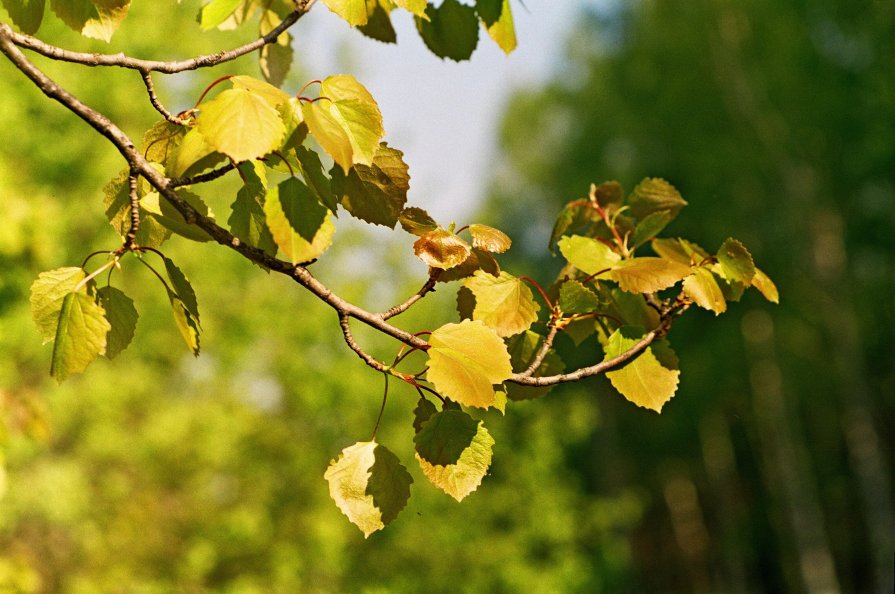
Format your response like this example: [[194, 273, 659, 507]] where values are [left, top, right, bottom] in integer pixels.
[[338, 314, 392, 374], [378, 271, 441, 320], [520, 324, 560, 377], [140, 71, 188, 125], [169, 162, 237, 187]]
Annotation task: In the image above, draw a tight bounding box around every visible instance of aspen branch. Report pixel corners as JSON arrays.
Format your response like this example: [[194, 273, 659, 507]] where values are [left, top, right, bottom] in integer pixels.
[[377, 271, 441, 320], [520, 323, 560, 377], [140, 71, 188, 125]]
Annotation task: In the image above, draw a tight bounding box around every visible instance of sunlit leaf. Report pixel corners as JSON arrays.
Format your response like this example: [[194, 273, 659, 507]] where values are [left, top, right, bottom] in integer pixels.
[[558, 235, 621, 276], [414, 410, 494, 501], [2, 0, 46, 34], [163, 257, 200, 325], [475, 0, 515, 54], [331, 143, 409, 227], [558, 280, 601, 314], [167, 289, 200, 356], [394, 0, 426, 17], [142, 120, 186, 169], [140, 191, 214, 242], [610, 257, 691, 293], [437, 248, 499, 282], [50, 292, 110, 381], [265, 180, 335, 263], [169, 126, 226, 178], [604, 327, 679, 413], [50, 0, 131, 42], [468, 223, 511, 253], [413, 228, 471, 270], [198, 0, 241, 30], [651, 237, 710, 266], [426, 320, 512, 409], [716, 237, 755, 286], [229, 75, 291, 108], [324, 441, 413, 538], [752, 267, 779, 303], [399, 207, 439, 236], [196, 88, 285, 162], [229, 163, 277, 256], [322, 0, 368, 26], [96, 286, 138, 359], [682, 267, 726, 314], [30, 267, 86, 343], [416, 0, 478, 61], [464, 271, 540, 338]]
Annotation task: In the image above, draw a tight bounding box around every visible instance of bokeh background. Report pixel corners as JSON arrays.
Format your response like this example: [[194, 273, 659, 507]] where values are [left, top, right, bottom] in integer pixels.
[[1, 1, 893, 592]]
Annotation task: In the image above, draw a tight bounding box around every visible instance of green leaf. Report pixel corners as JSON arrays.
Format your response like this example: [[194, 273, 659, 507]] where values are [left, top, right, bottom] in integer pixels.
[[630, 211, 673, 249], [468, 224, 511, 253], [548, 201, 599, 253], [169, 126, 226, 178], [358, 0, 397, 43], [593, 180, 625, 208], [456, 285, 475, 320], [399, 207, 439, 236], [198, 0, 241, 30], [610, 257, 691, 293], [558, 235, 621, 276], [426, 320, 513, 409], [30, 267, 86, 343], [607, 288, 660, 330], [260, 33, 293, 88], [163, 257, 200, 325], [331, 143, 409, 227], [96, 286, 138, 359], [627, 178, 687, 221], [276, 177, 329, 242], [140, 191, 214, 243], [475, 0, 515, 54], [265, 181, 335, 264], [322, 0, 368, 26], [229, 166, 277, 256], [304, 75, 384, 172], [294, 146, 339, 214], [102, 170, 171, 248], [752, 267, 779, 303], [682, 267, 726, 314], [716, 237, 755, 286], [324, 441, 413, 538], [413, 228, 471, 270], [412, 397, 438, 433], [416, 0, 479, 62], [142, 120, 187, 169], [558, 280, 602, 314], [604, 327, 679, 413], [464, 271, 540, 338], [196, 88, 285, 162], [50, 292, 110, 382], [167, 290, 200, 356], [50, 0, 131, 41], [2, 0, 46, 34], [414, 410, 494, 501]]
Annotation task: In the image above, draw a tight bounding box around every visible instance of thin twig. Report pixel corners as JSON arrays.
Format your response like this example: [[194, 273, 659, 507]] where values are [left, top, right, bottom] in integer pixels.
[[378, 271, 441, 320], [140, 71, 188, 125], [520, 323, 560, 377], [125, 169, 140, 248], [370, 373, 389, 440], [169, 162, 237, 187], [338, 314, 391, 373]]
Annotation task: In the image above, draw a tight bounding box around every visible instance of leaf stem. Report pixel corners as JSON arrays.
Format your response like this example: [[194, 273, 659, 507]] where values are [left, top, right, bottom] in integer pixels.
[[519, 276, 554, 310], [370, 373, 389, 440], [74, 257, 118, 293]]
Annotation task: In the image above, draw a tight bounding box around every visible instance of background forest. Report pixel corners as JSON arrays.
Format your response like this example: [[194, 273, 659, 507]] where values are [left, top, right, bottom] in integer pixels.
[[1, 1, 892, 593]]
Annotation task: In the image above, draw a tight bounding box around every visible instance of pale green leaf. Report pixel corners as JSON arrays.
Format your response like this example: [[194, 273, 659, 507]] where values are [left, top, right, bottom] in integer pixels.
[[437, 248, 499, 282], [324, 441, 412, 538], [198, 0, 241, 30], [302, 100, 353, 172], [2, 0, 45, 34], [314, 75, 384, 169], [50, 292, 110, 381], [169, 126, 225, 178], [416, 0, 479, 61], [331, 143, 409, 227], [96, 286, 138, 359], [475, 0, 515, 54], [322, 0, 368, 26], [265, 181, 335, 263], [426, 320, 513, 409], [30, 267, 86, 343], [229, 75, 290, 108], [610, 257, 691, 293], [558, 235, 621, 276], [196, 87, 285, 162], [682, 267, 726, 314], [414, 410, 494, 501], [604, 327, 679, 413], [167, 290, 200, 356], [413, 228, 471, 270], [627, 177, 687, 221], [399, 207, 439, 236], [716, 237, 755, 286], [464, 271, 540, 338], [468, 224, 511, 253], [752, 267, 779, 303], [558, 280, 602, 314]]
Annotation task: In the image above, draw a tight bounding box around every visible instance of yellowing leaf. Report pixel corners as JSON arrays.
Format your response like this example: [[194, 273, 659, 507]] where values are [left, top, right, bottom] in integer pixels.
[[399, 207, 439, 236], [426, 320, 513, 409], [413, 228, 471, 270], [140, 191, 214, 242], [604, 327, 679, 413], [322, 0, 368, 26], [265, 181, 335, 264], [229, 75, 291, 108], [141, 120, 186, 169], [464, 271, 540, 338], [50, 292, 110, 382], [322, 75, 384, 166], [169, 126, 225, 178], [558, 235, 621, 275], [752, 267, 779, 303], [324, 441, 413, 538], [716, 237, 755, 286], [30, 267, 86, 343], [476, 0, 516, 54], [468, 223, 511, 253], [610, 257, 691, 293], [414, 410, 494, 501], [331, 143, 410, 227], [51, 0, 131, 42], [394, 0, 426, 18], [196, 87, 285, 162], [167, 290, 200, 356], [682, 267, 726, 314]]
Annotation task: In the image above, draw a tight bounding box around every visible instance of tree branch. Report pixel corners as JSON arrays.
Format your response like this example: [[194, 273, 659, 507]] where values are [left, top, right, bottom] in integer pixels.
[[0, 3, 312, 73], [169, 162, 237, 188], [339, 314, 391, 373], [520, 323, 559, 377], [377, 271, 441, 320], [140, 71, 188, 125]]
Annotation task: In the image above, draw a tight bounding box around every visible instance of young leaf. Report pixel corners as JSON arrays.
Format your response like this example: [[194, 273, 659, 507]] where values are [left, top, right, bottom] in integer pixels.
[[50, 292, 110, 382], [399, 207, 439, 236], [630, 211, 673, 249], [682, 267, 726, 314], [464, 271, 540, 338], [322, 0, 368, 26], [426, 320, 513, 409], [416, 0, 479, 62], [752, 267, 779, 303], [413, 228, 471, 270], [475, 0, 516, 54], [558, 280, 602, 314], [324, 441, 413, 538], [96, 286, 138, 359], [2, 0, 46, 34], [593, 180, 625, 208], [330, 143, 409, 227], [140, 191, 214, 243], [163, 257, 200, 325], [265, 181, 336, 264], [167, 290, 200, 356], [414, 410, 494, 501], [604, 327, 680, 413], [610, 257, 691, 294], [468, 224, 511, 253], [558, 235, 621, 276], [716, 237, 755, 286], [30, 267, 86, 343], [198, 0, 242, 30], [196, 87, 285, 162], [627, 178, 687, 221]]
